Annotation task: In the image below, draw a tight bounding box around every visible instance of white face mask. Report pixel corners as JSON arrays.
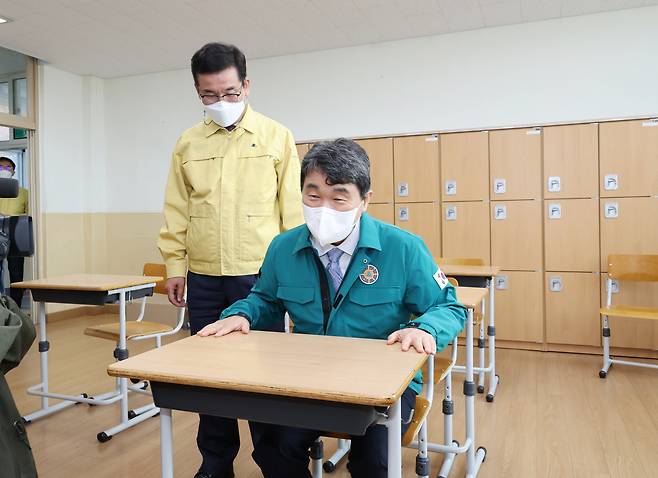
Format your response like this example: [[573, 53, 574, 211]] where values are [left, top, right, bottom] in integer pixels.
[[303, 203, 361, 247], [0, 170, 13, 179], [204, 100, 246, 127]]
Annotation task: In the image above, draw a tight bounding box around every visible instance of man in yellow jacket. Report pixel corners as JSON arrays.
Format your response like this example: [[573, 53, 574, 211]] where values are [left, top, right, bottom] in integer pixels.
[[157, 43, 303, 478], [0, 157, 29, 307]]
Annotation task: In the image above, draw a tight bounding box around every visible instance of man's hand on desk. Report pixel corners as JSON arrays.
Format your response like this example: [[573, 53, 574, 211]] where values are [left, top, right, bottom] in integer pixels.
[[197, 316, 250, 337], [387, 328, 436, 354], [166, 277, 186, 307]]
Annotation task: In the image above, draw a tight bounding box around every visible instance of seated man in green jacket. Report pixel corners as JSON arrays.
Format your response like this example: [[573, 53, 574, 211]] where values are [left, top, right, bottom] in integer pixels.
[[198, 138, 466, 478]]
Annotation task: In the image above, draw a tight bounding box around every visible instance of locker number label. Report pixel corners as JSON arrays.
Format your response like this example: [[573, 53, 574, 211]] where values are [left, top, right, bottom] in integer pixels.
[[493, 205, 507, 220], [397, 207, 409, 222], [445, 206, 457, 221], [604, 174, 618, 191], [495, 276, 508, 290], [397, 182, 409, 197], [604, 202, 619, 219], [547, 176, 561, 193], [549, 276, 563, 292], [493, 178, 506, 194], [445, 180, 457, 196], [548, 203, 562, 219]]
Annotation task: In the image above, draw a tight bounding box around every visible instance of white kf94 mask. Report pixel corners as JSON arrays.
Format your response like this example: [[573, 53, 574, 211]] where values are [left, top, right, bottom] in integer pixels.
[[303, 203, 360, 247]]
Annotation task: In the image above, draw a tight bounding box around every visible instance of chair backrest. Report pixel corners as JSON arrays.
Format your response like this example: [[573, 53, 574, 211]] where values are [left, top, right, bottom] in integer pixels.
[[436, 257, 486, 266], [143, 263, 168, 295], [608, 254, 658, 282], [448, 277, 459, 287]]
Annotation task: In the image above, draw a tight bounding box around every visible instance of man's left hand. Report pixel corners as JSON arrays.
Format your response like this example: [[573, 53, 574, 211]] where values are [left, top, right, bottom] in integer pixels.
[[387, 328, 436, 354]]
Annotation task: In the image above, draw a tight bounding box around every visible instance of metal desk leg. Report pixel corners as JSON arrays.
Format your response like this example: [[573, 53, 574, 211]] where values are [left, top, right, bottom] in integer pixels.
[[477, 300, 486, 393], [486, 278, 499, 402], [387, 399, 402, 478], [160, 408, 174, 478], [23, 302, 80, 422], [97, 290, 160, 442], [465, 308, 486, 477]]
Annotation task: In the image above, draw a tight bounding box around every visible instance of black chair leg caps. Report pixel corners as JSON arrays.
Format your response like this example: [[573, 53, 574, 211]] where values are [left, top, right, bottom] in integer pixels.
[[477, 385, 485, 393], [128, 410, 137, 420], [599, 370, 607, 378], [97, 432, 112, 443], [323, 461, 336, 473], [486, 394, 494, 402]]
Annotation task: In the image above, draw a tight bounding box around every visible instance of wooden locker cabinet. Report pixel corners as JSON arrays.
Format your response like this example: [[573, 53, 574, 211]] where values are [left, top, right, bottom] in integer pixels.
[[393, 135, 439, 203], [367, 203, 394, 225], [600, 276, 658, 350], [493, 271, 543, 343], [394, 203, 440, 257], [544, 198, 599, 272], [441, 201, 490, 264], [489, 128, 542, 200], [545, 272, 600, 346], [296, 143, 310, 160], [491, 200, 542, 271], [600, 119, 658, 198], [440, 131, 489, 202], [356, 138, 394, 204], [543, 123, 598, 199], [600, 197, 658, 272]]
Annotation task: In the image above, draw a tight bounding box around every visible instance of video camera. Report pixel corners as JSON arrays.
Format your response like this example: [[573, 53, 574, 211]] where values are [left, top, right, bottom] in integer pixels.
[[0, 178, 34, 262]]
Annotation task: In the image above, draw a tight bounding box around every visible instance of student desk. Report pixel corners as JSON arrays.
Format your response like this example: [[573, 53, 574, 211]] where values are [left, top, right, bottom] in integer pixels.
[[108, 331, 428, 478], [440, 265, 501, 402], [12, 274, 162, 440]]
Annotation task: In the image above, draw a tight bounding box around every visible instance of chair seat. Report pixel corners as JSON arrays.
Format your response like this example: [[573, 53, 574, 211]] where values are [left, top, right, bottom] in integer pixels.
[[401, 396, 430, 447], [84, 320, 174, 341], [600, 305, 658, 321]]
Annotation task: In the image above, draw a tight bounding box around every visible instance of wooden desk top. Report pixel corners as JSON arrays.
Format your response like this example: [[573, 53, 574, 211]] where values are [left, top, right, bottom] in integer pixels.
[[12, 274, 163, 292], [456, 286, 489, 310], [440, 265, 500, 278], [108, 332, 428, 407]]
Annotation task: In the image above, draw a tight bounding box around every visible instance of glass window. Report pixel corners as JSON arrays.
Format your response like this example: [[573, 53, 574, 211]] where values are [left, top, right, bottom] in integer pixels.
[[13, 78, 27, 116], [0, 82, 8, 113]]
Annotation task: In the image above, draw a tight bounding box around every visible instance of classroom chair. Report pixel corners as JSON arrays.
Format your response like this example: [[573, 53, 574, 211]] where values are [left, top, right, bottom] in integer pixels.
[[84, 263, 187, 424], [599, 254, 658, 378]]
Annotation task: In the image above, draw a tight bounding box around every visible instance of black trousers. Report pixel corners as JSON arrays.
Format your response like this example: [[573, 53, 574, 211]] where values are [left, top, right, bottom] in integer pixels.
[[187, 271, 271, 477], [252, 388, 417, 478], [7, 257, 25, 307]]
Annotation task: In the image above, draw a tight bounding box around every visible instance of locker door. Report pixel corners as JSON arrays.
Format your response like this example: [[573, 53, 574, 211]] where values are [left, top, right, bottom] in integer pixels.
[[489, 128, 542, 200], [393, 135, 439, 203], [296, 143, 310, 160], [367, 203, 394, 225], [491, 200, 542, 270], [543, 123, 598, 199], [395, 203, 440, 257], [356, 138, 394, 204], [544, 198, 599, 272], [441, 201, 490, 264], [493, 271, 543, 343], [600, 197, 658, 271], [545, 272, 600, 346], [600, 276, 658, 350], [600, 119, 658, 197], [440, 131, 489, 201]]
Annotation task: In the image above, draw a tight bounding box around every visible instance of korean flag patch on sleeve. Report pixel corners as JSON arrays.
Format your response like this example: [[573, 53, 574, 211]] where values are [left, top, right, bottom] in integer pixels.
[[433, 267, 449, 289]]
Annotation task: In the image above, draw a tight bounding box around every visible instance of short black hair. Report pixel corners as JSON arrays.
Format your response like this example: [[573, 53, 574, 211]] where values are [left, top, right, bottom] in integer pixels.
[[191, 43, 247, 85], [301, 139, 371, 199], [0, 156, 16, 170]]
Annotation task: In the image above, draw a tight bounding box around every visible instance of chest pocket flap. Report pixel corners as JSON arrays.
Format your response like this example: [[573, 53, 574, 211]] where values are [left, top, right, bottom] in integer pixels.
[[276, 286, 315, 304], [350, 287, 401, 306]]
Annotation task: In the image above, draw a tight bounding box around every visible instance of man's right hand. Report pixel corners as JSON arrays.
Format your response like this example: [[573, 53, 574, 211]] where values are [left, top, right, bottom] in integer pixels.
[[165, 277, 186, 307], [197, 316, 250, 337]]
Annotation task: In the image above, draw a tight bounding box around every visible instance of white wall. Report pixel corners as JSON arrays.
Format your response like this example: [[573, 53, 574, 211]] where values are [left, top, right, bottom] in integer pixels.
[[42, 6, 658, 213], [39, 64, 106, 213]]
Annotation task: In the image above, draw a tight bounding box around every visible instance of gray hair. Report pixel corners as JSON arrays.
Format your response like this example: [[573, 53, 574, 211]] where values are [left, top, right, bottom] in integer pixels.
[[300, 138, 371, 198]]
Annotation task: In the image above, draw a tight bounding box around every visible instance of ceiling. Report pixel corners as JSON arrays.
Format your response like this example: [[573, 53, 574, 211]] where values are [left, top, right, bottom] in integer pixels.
[[0, 0, 656, 78]]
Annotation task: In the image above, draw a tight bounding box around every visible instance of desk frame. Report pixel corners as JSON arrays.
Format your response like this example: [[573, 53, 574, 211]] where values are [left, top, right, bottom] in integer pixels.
[[21, 282, 159, 441]]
